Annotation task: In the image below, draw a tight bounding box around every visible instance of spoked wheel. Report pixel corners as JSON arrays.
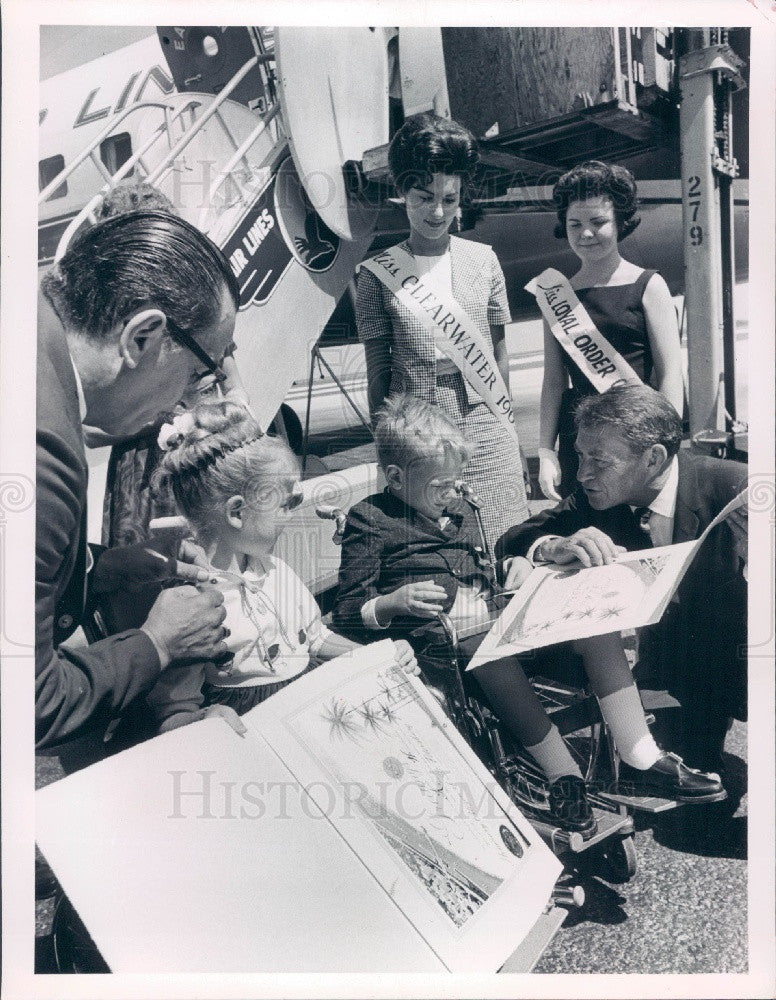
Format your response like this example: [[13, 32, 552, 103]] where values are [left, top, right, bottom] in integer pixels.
[[52, 894, 110, 973], [598, 833, 638, 883]]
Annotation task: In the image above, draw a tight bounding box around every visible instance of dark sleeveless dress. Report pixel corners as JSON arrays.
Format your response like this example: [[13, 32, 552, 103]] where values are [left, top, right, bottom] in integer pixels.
[[556, 269, 657, 494]]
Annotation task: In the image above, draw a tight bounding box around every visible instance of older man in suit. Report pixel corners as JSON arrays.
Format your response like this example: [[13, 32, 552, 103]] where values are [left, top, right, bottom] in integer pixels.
[[497, 383, 747, 778], [36, 211, 241, 750]]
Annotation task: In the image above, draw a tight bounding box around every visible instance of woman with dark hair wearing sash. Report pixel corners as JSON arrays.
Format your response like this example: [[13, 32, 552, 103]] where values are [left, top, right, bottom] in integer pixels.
[[357, 113, 529, 549], [530, 161, 684, 500]]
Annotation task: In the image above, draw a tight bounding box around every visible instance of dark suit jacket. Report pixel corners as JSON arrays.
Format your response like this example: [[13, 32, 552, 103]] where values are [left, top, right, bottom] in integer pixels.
[[36, 291, 162, 749], [497, 450, 748, 726], [332, 489, 496, 642]]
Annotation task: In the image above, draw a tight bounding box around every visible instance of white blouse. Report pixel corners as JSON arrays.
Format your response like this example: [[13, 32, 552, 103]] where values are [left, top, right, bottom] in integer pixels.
[[207, 554, 332, 689]]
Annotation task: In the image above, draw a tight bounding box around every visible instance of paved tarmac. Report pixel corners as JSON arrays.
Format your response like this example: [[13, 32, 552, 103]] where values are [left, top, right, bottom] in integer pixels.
[[534, 718, 748, 974]]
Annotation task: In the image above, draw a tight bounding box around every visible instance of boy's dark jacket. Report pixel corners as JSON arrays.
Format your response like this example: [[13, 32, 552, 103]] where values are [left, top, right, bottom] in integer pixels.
[[332, 489, 497, 641]]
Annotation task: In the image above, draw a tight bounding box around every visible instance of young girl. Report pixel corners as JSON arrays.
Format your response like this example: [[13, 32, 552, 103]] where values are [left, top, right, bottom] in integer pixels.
[[357, 112, 529, 549], [536, 160, 684, 499], [146, 400, 417, 731]]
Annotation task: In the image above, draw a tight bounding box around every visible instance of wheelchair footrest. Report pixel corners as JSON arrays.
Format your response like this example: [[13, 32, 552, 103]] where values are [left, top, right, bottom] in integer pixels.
[[531, 806, 634, 855], [596, 790, 681, 813]]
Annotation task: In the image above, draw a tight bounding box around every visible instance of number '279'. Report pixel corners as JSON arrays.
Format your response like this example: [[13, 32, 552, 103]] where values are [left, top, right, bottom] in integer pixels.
[[687, 175, 703, 246]]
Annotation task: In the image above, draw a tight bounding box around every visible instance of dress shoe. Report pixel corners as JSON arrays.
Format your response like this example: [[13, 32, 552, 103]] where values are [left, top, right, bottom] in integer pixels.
[[618, 751, 725, 803], [548, 775, 598, 838]]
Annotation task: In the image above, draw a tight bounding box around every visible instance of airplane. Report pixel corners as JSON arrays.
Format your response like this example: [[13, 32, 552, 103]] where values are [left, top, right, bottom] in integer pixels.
[[38, 25, 749, 594]]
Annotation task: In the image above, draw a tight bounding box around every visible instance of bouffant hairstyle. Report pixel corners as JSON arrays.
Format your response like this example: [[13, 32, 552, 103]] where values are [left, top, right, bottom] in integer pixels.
[[95, 181, 176, 220], [552, 160, 641, 240], [41, 210, 240, 342], [388, 113, 479, 196], [575, 383, 682, 459], [374, 394, 471, 472], [155, 400, 299, 543]]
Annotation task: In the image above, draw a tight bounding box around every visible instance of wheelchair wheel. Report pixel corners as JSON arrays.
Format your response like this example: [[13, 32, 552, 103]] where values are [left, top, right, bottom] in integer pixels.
[[598, 833, 637, 883], [52, 893, 110, 973]]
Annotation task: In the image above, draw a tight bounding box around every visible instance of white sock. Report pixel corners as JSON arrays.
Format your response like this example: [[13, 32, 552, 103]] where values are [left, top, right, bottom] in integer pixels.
[[525, 725, 583, 784], [598, 687, 661, 769]]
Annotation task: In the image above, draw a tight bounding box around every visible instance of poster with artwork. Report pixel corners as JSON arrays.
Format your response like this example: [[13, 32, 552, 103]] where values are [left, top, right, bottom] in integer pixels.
[[253, 641, 561, 971], [37, 642, 560, 974], [468, 490, 747, 667]]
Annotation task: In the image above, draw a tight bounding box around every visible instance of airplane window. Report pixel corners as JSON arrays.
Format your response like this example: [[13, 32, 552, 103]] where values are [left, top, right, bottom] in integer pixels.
[[99, 133, 134, 177], [39, 155, 67, 199], [202, 35, 219, 57]]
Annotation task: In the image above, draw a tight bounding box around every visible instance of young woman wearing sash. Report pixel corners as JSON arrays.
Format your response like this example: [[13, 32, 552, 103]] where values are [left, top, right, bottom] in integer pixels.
[[357, 113, 529, 548], [531, 161, 684, 500]]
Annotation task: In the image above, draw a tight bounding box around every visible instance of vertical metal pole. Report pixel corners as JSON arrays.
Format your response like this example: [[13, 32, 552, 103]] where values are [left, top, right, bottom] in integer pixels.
[[300, 347, 316, 476], [716, 32, 738, 425], [719, 173, 737, 423], [679, 30, 726, 433]]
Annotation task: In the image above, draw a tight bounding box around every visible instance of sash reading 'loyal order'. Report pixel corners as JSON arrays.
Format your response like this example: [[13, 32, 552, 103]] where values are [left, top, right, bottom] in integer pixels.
[[525, 268, 640, 393], [361, 245, 519, 446]]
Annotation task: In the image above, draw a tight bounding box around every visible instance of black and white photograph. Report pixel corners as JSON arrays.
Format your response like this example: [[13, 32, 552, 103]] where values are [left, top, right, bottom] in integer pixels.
[[1, 1, 774, 996]]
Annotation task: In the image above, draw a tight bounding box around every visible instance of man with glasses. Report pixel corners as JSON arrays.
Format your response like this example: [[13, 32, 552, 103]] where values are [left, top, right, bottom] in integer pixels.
[[36, 211, 240, 751]]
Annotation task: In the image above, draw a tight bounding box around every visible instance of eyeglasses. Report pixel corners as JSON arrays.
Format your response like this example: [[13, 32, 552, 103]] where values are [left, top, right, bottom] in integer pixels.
[[281, 490, 304, 513], [166, 318, 228, 385], [425, 478, 461, 498]]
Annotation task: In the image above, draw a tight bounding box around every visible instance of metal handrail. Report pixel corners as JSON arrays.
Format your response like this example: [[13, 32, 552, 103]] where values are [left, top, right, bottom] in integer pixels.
[[51, 97, 207, 260], [196, 103, 281, 228], [38, 98, 197, 205], [144, 54, 261, 186], [45, 49, 282, 261]]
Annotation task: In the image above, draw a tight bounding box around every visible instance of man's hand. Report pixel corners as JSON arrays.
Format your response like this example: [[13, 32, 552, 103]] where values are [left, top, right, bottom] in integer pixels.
[[377, 581, 448, 623], [393, 639, 420, 675], [143, 584, 228, 665], [92, 542, 211, 593], [177, 538, 212, 577], [501, 556, 533, 590], [539, 528, 626, 568]]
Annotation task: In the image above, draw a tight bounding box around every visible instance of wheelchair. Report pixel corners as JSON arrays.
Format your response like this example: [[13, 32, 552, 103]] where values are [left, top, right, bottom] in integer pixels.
[[414, 486, 731, 880], [415, 611, 639, 882], [325, 482, 713, 883]]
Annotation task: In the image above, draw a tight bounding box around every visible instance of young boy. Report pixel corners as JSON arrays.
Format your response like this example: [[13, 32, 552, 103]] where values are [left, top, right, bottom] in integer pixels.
[[333, 395, 724, 834], [333, 395, 602, 834]]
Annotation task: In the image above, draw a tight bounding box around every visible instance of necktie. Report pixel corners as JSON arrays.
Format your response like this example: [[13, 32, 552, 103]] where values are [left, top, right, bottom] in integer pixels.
[[634, 506, 653, 538]]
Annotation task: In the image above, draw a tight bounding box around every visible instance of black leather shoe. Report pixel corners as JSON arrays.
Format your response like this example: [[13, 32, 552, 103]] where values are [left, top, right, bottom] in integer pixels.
[[548, 775, 598, 838], [618, 752, 726, 803]]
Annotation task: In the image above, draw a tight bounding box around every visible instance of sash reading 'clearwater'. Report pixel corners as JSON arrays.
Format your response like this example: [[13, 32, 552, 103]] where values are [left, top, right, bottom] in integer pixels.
[[361, 245, 520, 446], [525, 268, 640, 393]]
